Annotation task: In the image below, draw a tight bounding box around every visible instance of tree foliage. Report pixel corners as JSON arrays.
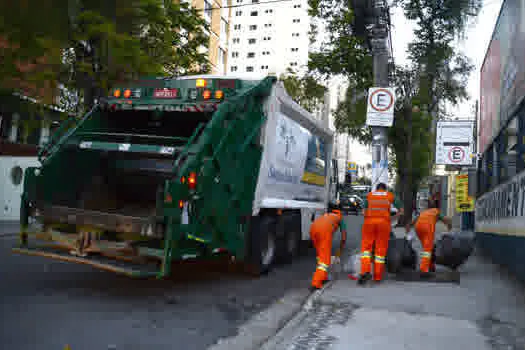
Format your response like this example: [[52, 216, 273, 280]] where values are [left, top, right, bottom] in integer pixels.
[[279, 69, 327, 114], [308, 0, 482, 220], [0, 0, 210, 114]]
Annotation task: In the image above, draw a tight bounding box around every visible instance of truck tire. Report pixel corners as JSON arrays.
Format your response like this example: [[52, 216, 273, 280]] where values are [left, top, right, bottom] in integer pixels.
[[245, 215, 277, 276], [280, 212, 301, 264]]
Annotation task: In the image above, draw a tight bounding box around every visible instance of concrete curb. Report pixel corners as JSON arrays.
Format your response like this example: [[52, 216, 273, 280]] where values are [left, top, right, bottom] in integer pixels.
[[258, 279, 335, 350], [207, 280, 335, 350]]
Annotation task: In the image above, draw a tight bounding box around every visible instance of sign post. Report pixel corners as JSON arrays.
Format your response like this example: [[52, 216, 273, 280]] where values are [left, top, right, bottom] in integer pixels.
[[366, 87, 396, 188]]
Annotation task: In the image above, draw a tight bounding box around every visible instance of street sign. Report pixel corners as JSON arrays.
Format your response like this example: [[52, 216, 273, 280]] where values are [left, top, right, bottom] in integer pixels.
[[455, 174, 474, 212], [435, 121, 474, 165], [366, 87, 396, 127], [347, 162, 357, 173]]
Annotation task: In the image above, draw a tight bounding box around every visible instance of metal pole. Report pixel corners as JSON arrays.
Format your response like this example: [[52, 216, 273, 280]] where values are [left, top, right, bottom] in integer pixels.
[[370, 1, 390, 190]]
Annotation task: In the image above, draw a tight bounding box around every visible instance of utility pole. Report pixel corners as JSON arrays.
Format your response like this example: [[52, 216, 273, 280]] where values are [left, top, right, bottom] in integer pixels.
[[370, 0, 391, 190]]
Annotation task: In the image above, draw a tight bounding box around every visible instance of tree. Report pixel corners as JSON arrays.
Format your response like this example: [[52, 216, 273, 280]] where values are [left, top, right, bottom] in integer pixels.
[[279, 69, 327, 114], [308, 0, 482, 223], [0, 0, 210, 115]]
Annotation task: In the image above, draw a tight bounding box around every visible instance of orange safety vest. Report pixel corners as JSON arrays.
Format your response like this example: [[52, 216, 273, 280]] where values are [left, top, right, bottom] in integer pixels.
[[364, 190, 394, 219], [416, 208, 440, 226]]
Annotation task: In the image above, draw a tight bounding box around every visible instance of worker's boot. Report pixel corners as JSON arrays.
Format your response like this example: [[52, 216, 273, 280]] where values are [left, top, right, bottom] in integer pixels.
[[357, 273, 372, 285]]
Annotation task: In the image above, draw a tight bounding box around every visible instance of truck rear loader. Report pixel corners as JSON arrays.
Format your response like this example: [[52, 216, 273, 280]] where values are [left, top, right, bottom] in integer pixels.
[[13, 75, 337, 278]]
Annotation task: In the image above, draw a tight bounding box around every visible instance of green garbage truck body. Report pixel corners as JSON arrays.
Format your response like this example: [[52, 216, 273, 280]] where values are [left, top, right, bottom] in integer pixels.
[[13, 75, 336, 278]]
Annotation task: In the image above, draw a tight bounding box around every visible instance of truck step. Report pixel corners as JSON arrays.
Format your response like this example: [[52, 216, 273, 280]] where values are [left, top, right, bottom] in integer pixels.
[[12, 245, 161, 278], [391, 270, 460, 284]]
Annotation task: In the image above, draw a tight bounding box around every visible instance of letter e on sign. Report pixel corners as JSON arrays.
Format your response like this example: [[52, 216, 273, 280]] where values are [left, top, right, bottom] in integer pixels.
[[448, 147, 465, 163]]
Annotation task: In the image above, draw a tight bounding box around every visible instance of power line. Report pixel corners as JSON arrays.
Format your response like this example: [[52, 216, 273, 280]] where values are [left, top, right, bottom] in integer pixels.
[[195, 0, 295, 11]]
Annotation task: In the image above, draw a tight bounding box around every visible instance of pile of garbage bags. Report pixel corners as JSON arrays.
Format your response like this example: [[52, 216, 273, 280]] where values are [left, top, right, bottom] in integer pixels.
[[345, 231, 476, 276]]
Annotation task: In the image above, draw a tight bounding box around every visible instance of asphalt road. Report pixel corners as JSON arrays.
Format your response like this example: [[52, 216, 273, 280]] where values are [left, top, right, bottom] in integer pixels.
[[0, 215, 364, 350]]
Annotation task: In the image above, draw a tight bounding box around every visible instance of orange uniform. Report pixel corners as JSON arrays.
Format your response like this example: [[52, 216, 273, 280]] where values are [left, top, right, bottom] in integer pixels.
[[414, 208, 441, 273], [309, 211, 345, 289], [360, 190, 396, 281]]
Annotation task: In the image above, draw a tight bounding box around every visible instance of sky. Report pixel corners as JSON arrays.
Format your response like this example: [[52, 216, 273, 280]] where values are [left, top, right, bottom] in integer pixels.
[[390, 0, 504, 120]]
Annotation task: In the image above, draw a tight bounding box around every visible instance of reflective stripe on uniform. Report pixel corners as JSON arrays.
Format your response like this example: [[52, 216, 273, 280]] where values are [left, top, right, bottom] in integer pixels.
[[361, 251, 371, 259], [316, 263, 329, 272], [420, 251, 432, 258], [374, 255, 386, 264]]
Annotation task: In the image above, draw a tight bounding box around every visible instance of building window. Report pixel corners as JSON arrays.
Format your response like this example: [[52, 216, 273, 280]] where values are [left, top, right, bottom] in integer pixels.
[[263, 37, 271, 41], [265, 9, 273, 13], [260, 65, 268, 69], [291, 48, 299, 52], [235, 10, 242, 16], [264, 23, 272, 27], [293, 19, 300, 23], [290, 62, 298, 67], [231, 66, 238, 72], [292, 33, 299, 37], [233, 38, 240, 44], [262, 51, 270, 55], [250, 11, 258, 16], [248, 38, 256, 44], [293, 4, 301, 8], [246, 66, 254, 72], [249, 25, 257, 30], [236, 0, 242, 2], [247, 52, 255, 58], [252, 0, 259, 2], [234, 24, 241, 30], [232, 51, 239, 58]]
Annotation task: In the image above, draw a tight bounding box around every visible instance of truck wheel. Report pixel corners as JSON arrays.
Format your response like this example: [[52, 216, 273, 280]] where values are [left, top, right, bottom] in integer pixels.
[[245, 215, 277, 275], [280, 212, 301, 264]]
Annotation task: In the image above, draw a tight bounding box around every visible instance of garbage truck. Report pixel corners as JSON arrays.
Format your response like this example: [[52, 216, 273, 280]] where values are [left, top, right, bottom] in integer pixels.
[[13, 75, 337, 278]]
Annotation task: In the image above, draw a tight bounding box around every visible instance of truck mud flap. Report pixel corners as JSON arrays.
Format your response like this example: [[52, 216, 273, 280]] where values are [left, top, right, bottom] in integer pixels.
[[391, 270, 460, 284], [12, 245, 161, 278]]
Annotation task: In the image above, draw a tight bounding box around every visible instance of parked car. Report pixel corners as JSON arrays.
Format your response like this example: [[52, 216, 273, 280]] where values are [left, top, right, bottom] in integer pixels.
[[341, 194, 363, 215]]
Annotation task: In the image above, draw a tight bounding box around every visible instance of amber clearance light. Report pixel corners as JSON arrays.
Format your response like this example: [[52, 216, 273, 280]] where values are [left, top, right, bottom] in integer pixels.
[[215, 90, 224, 99], [113, 89, 121, 98], [203, 90, 211, 100], [123, 89, 132, 98]]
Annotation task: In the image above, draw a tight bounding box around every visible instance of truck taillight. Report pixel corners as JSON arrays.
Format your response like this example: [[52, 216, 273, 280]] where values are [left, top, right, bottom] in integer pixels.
[[179, 200, 184, 209], [188, 172, 197, 190], [215, 90, 224, 99], [123, 89, 132, 98], [203, 90, 211, 100], [113, 89, 121, 98]]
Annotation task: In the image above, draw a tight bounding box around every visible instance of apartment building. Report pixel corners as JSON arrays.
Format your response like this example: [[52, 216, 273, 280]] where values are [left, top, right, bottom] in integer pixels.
[[226, 0, 310, 78], [190, 0, 231, 74]]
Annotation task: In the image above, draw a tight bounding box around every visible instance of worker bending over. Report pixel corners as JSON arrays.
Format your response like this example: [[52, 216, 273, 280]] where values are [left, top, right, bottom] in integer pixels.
[[359, 183, 403, 285], [405, 200, 452, 275], [309, 204, 347, 290]]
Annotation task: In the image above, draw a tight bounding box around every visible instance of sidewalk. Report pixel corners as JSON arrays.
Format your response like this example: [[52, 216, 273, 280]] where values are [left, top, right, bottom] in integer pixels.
[[262, 224, 525, 350]]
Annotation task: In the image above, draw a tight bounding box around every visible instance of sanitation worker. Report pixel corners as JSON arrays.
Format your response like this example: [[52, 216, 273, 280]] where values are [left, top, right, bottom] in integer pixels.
[[358, 183, 403, 285], [309, 204, 347, 290], [405, 200, 453, 275]]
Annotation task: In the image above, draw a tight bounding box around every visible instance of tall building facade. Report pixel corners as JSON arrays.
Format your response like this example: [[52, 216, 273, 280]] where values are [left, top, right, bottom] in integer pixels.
[[226, 0, 310, 78], [190, 0, 231, 74]]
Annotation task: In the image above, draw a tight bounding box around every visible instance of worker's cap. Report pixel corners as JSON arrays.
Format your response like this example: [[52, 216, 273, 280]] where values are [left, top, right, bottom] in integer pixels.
[[331, 209, 342, 216]]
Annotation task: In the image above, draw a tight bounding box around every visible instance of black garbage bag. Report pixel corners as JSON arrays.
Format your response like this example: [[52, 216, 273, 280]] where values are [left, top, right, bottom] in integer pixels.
[[386, 236, 417, 274], [433, 231, 475, 270]]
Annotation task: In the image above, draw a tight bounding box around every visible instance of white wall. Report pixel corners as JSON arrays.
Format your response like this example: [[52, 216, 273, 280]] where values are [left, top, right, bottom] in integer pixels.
[[226, 0, 310, 78], [0, 156, 39, 221]]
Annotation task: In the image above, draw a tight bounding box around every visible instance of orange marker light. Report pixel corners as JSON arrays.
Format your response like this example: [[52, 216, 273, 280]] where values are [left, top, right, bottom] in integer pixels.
[[179, 200, 184, 209], [181, 176, 186, 184], [203, 90, 211, 100], [188, 172, 197, 190], [215, 90, 224, 99], [113, 89, 121, 98], [196, 78, 207, 88], [123, 89, 132, 98]]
